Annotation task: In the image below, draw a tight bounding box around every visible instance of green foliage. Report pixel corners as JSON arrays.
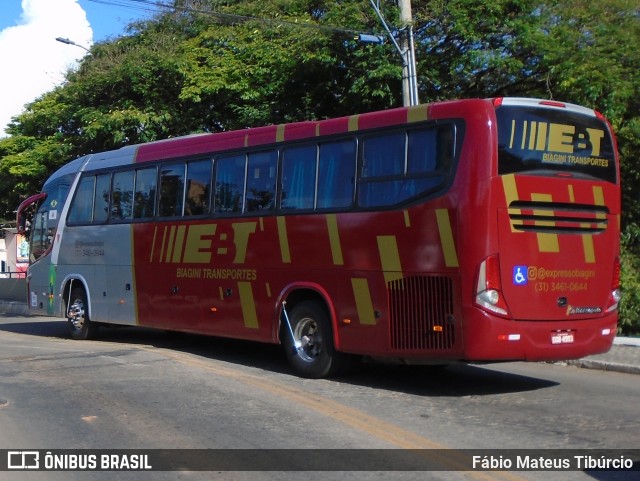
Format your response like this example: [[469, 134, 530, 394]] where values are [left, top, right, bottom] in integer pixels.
[[414, 0, 551, 99], [177, 0, 400, 128], [620, 225, 640, 335]]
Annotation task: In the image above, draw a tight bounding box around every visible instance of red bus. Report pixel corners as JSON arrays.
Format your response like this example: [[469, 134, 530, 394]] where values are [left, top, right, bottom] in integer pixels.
[[17, 98, 621, 377]]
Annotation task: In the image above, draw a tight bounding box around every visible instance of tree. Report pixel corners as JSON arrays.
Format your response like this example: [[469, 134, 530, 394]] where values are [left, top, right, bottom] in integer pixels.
[[413, 0, 553, 100]]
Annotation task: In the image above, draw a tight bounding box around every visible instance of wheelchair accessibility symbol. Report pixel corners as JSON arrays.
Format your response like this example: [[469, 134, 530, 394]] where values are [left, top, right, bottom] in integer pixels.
[[513, 266, 528, 286]]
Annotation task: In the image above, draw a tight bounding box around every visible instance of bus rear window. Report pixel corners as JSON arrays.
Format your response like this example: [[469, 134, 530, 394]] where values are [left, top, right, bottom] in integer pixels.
[[496, 106, 617, 183]]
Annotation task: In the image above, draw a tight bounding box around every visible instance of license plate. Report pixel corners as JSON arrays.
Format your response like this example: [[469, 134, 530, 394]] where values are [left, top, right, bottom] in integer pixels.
[[551, 331, 575, 345]]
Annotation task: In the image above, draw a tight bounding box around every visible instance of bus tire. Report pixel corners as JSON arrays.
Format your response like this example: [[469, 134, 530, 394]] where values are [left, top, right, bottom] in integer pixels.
[[283, 300, 346, 378], [67, 287, 98, 340]]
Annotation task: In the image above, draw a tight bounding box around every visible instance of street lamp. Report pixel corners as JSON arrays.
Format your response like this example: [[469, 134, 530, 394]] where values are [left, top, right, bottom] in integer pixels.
[[55, 37, 91, 54]]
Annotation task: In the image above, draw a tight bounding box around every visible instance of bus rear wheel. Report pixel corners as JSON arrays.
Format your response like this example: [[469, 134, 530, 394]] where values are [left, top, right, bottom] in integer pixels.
[[67, 287, 98, 340], [283, 301, 346, 378]]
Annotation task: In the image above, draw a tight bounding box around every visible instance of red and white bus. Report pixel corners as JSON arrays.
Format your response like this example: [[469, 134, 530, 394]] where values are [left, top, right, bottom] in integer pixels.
[[17, 98, 621, 377]]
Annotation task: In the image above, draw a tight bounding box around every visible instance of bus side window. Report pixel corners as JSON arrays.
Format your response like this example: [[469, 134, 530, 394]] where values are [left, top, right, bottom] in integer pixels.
[[159, 163, 185, 217], [245, 151, 277, 213], [30, 211, 50, 261], [317, 140, 356, 209], [358, 126, 452, 208], [133, 167, 157, 219], [281, 145, 316, 210], [111, 171, 134, 221], [184, 160, 211, 216], [408, 127, 453, 174], [68, 175, 95, 224], [214, 154, 245, 214], [362, 132, 405, 177], [359, 133, 405, 207], [93, 174, 111, 223]]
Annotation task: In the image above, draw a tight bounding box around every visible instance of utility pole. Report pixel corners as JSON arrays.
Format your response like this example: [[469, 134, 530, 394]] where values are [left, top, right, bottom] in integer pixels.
[[368, 1, 419, 107], [398, 0, 419, 106]]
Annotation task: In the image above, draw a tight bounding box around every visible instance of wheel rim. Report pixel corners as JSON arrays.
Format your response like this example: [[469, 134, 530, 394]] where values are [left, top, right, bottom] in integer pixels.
[[293, 316, 323, 363], [68, 298, 86, 330]]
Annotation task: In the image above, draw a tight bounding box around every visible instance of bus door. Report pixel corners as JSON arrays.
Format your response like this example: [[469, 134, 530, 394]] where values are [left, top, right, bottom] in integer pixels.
[[133, 222, 205, 332]]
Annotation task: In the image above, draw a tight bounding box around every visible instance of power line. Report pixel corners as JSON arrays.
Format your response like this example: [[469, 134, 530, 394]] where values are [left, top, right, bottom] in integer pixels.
[[87, 0, 369, 37], [87, 0, 164, 15]]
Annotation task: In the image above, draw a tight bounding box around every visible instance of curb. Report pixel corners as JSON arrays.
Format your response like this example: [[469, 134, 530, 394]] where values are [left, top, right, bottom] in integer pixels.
[[565, 358, 640, 376], [613, 337, 640, 347]]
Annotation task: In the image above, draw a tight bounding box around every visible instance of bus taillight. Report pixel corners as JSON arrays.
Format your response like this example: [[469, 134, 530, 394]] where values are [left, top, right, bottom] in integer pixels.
[[474, 254, 510, 317], [605, 257, 621, 313], [539, 100, 566, 108]]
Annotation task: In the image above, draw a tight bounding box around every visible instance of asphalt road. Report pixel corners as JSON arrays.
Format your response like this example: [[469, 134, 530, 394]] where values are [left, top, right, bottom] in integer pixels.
[[0, 315, 637, 481]]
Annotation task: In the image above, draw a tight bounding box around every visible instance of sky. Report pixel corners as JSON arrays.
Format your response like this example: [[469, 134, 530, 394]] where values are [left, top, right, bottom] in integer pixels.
[[0, 0, 153, 136]]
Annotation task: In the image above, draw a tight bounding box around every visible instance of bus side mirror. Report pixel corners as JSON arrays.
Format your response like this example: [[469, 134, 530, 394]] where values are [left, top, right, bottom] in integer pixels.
[[16, 192, 47, 235]]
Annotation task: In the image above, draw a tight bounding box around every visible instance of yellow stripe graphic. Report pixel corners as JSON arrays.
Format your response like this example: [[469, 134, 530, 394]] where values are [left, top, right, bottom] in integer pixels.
[[377, 236, 403, 284], [403, 210, 411, 227], [435, 209, 459, 267], [238, 282, 259, 329], [580, 186, 605, 264], [326, 214, 344, 265], [232, 222, 256, 264], [528, 122, 538, 150], [351, 278, 376, 325], [501, 174, 521, 232], [277, 216, 291, 263], [276, 124, 285, 143], [150, 226, 158, 262], [407, 104, 428, 123], [172, 226, 186, 263], [159, 226, 168, 262], [593, 186, 604, 206], [531, 193, 559, 253], [582, 233, 595, 263], [165, 226, 176, 262], [348, 115, 359, 132]]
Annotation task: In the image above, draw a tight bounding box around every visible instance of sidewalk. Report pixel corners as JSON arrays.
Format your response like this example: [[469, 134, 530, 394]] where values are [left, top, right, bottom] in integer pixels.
[[1, 299, 639, 374], [564, 337, 640, 375]]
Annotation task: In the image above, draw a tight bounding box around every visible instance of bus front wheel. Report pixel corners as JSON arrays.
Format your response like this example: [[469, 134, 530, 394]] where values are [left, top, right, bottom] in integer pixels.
[[283, 301, 346, 378], [67, 287, 98, 340]]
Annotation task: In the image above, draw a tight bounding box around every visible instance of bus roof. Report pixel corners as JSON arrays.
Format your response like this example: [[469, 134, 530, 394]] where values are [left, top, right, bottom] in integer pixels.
[[133, 102, 438, 163], [495, 97, 598, 117], [49, 97, 610, 176]]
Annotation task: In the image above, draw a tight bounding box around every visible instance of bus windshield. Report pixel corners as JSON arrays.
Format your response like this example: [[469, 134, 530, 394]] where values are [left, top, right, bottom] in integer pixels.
[[496, 104, 617, 183], [25, 174, 73, 262]]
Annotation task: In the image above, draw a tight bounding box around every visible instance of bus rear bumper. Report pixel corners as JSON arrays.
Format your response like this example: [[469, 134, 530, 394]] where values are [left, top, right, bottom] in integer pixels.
[[462, 309, 618, 362]]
